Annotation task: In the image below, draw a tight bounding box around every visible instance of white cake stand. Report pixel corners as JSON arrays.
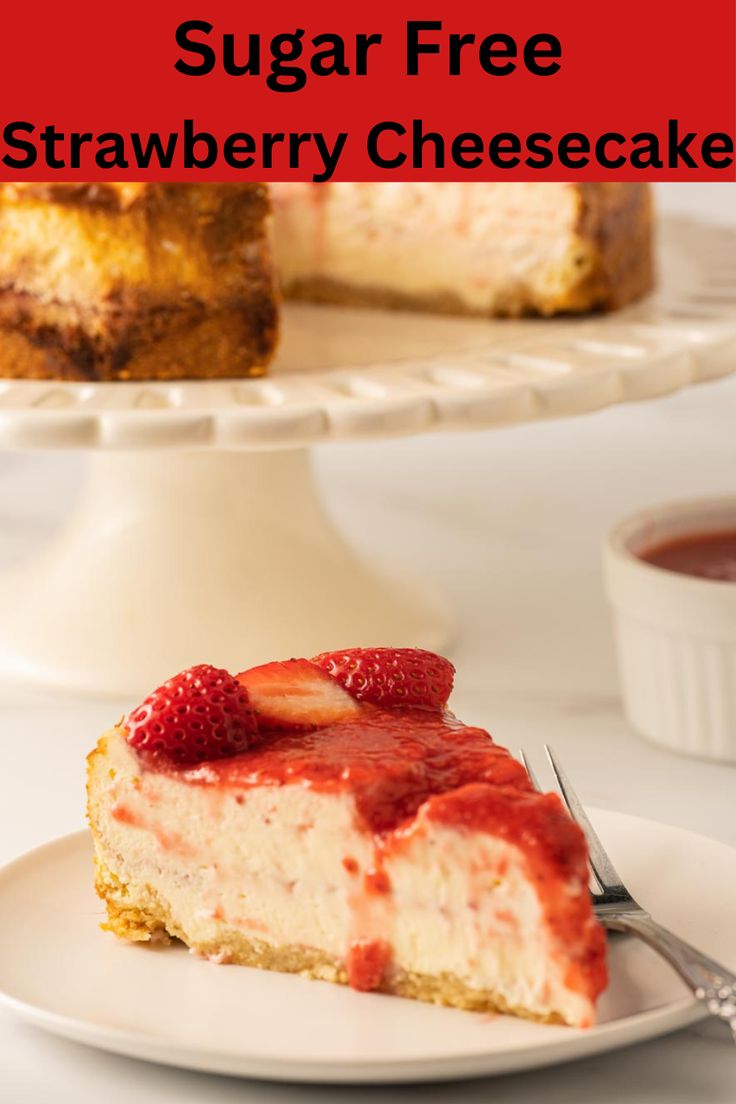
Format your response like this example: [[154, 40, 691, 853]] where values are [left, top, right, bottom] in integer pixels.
[[0, 218, 734, 697]]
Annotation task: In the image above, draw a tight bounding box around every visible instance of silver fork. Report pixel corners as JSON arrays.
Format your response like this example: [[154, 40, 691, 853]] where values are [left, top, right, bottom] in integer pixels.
[[520, 745, 736, 1040]]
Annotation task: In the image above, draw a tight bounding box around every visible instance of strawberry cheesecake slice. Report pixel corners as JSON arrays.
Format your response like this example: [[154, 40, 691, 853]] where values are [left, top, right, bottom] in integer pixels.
[[87, 649, 607, 1026]]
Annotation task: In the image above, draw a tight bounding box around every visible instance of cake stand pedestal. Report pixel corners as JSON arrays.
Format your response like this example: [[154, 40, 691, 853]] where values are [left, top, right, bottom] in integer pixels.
[[0, 217, 733, 696], [0, 449, 451, 697]]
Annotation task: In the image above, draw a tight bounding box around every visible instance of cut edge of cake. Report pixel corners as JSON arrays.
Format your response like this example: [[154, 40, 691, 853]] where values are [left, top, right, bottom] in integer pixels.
[[272, 181, 654, 318]]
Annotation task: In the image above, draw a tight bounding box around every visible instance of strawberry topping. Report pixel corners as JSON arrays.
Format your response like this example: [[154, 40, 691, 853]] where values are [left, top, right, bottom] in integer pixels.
[[346, 939, 392, 991], [312, 647, 455, 711], [127, 664, 260, 766], [236, 658, 363, 729]]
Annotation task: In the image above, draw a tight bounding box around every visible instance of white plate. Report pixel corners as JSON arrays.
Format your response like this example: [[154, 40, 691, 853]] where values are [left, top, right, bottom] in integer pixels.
[[0, 810, 733, 1083]]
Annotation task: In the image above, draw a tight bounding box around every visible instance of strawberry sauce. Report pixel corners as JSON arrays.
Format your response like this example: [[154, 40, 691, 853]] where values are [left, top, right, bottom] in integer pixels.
[[641, 529, 736, 582], [364, 867, 391, 895], [346, 939, 393, 991], [182, 708, 531, 833]]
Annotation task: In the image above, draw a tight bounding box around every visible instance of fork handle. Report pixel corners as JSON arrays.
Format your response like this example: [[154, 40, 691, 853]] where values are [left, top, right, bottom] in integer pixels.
[[609, 912, 736, 1039]]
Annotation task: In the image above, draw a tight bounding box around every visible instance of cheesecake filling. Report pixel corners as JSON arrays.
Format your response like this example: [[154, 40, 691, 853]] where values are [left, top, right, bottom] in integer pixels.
[[89, 729, 603, 1027], [273, 182, 584, 314], [271, 181, 652, 317]]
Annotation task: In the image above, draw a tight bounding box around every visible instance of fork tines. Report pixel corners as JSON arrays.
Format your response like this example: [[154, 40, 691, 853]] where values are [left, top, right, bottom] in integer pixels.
[[519, 745, 627, 899]]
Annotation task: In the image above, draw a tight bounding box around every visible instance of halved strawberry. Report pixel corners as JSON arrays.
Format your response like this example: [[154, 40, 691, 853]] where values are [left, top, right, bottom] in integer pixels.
[[311, 647, 455, 711], [236, 659, 363, 729], [127, 664, 260, 767]]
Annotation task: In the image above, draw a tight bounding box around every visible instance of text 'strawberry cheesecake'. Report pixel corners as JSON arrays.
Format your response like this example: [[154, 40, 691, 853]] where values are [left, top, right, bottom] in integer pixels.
[[87, 649, 607, 1026]]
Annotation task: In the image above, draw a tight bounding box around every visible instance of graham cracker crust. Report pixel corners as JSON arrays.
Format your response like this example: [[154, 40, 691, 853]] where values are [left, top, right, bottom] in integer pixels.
[[0, 302, 272, 381], [92, 852, 565, 1026]]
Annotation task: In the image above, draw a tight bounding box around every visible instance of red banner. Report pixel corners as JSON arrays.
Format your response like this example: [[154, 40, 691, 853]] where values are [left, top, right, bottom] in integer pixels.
[[1, 0, 734, 180]]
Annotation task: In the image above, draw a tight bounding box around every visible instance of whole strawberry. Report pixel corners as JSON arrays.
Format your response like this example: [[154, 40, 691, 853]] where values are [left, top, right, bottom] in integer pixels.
[[127, 664, 260, 766], [312, 648, 455, 711]]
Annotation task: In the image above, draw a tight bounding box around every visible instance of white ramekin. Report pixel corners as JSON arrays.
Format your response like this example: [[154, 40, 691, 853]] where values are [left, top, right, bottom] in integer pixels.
[[604, 497, 736, 763]]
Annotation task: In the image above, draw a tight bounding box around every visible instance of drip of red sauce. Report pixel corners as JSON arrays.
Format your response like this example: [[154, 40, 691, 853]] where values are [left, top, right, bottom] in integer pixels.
[[640, 529, 736, 582], [427, 783, 608, 1002], [346, 939, 392, 991], [364, 867, 391, 895]]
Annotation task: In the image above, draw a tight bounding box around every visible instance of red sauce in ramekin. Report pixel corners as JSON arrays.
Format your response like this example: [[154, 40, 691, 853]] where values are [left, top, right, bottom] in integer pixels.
[[641, 529, 736, 582]]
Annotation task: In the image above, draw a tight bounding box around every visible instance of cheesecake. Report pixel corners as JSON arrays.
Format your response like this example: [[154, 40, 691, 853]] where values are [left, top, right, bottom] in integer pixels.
[[272, 182, 653, 317], [87, 649, 607, 1026], [0, 181, 652, 381], [0, 182, 279, 380]]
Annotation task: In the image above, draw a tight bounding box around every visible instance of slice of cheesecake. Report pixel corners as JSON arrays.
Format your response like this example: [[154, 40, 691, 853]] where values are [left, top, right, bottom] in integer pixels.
[[87, 649, 607, 1027], [271, 182, 653, 317], [0, 182, 279, 380]]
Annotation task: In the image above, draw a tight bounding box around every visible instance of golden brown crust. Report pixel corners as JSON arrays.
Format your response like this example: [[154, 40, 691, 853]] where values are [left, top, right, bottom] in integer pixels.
[[0, 183, 278, 380], [573, 182, 655, 312], [91, 852, 565, 1024], [0, 301, 272, 380]]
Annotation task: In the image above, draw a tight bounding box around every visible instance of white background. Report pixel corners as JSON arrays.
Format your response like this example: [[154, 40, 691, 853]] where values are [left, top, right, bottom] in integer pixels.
[[1, 182, 735, 1101]]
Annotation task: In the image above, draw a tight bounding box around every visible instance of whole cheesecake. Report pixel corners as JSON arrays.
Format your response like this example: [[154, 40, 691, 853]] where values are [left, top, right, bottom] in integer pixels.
[[0, 182, 653, 380], [87, 649, 607, 1026]]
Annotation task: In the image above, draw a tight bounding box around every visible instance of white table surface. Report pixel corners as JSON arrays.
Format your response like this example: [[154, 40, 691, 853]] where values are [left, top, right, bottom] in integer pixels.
[[2, 183, 735, 1102]]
